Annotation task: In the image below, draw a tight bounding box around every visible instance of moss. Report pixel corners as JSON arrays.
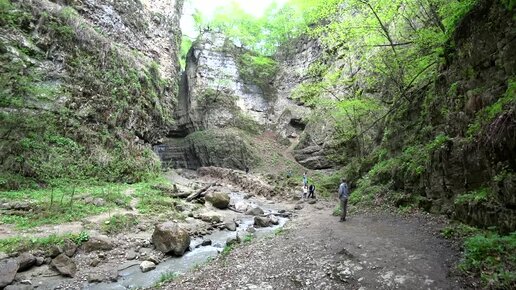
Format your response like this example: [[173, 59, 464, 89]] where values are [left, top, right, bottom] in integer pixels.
[[467, 77, 516, 138]]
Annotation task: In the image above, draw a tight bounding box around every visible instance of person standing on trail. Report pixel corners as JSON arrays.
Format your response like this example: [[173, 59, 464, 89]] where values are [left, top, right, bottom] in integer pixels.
[[308, 184, 316, 198], [338, 178, 349, 222], [302, 172, 308, 186], [302, 184, 308, 199]]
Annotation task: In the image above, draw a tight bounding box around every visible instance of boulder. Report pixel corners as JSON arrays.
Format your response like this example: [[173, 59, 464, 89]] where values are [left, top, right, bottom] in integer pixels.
[[224, 221, 237, 231], [269, 215, 280, 225], [139, 261, 156, 273], [87, 273, 104, 283], [16, 253, 36, 271], [83, 235, 113, 252], [246, 206, 264, 216], [125, 250, 137, 260], [294, 204, 303, 210], [205, 192, 230, 209], [51, 254, 76, 277], [254, 216, 271, 228], [35, 257, 45, 266], [201, 239, 212, 246], [151, 222, 191, 256], [198, 211, 222, 223], [62, 239, 77, 257], [0, 259, 19, 288]]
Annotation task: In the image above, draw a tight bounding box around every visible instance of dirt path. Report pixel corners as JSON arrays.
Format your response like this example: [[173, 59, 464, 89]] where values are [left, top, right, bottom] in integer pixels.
[[164, 201, 466, 290]]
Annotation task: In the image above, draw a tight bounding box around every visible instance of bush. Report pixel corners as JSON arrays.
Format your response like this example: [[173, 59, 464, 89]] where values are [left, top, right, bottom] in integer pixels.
[[460, 232, 516, 288]]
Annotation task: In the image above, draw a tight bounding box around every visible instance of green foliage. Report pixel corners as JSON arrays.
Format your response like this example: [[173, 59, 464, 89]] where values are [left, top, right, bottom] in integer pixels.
[[454, 188, 494, 205], [238, 53, 278, 96], [0, 231, 89, 254], [274, 228, 285, 236], [101, 214, 139, 234], [243, 234, 254, 243], [460, 232, 516, 288], [158, 271, 179, 284], [180, 37, 193, 69], [441, 223, 481, 239], [501, 0, 516, 11], [221, 243, 234, 257]]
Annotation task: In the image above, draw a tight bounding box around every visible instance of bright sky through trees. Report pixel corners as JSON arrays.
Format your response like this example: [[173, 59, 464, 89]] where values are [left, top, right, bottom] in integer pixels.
[[181, 0, 288, 38]]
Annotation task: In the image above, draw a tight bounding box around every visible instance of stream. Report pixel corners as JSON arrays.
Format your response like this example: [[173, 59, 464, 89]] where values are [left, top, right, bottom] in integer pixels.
[[83, 192, 289, 290]]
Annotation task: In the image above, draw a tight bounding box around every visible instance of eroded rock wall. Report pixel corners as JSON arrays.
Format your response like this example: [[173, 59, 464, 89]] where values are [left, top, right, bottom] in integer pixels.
[[0, 0, 183, 187]]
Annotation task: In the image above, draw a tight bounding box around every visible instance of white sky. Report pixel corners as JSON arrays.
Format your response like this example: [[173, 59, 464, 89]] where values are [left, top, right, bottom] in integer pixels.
[[181, 0, 288, 38]]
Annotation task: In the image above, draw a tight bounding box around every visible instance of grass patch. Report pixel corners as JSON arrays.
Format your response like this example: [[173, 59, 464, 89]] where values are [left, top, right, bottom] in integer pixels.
[[158, 271, 179, 284], [0, 231, 89, 254], [221, 244, 234, 257], [274, 228, 285, 236], [101, 214, 138, 235], [242, 233, 254, 243], [441, 223, 481, 239], [0, 183, 134, 229], [460, 232, 516, 288]]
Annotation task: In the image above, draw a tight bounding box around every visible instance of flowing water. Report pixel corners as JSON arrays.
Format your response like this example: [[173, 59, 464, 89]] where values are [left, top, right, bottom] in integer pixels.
[[83, 192, 288, 289]]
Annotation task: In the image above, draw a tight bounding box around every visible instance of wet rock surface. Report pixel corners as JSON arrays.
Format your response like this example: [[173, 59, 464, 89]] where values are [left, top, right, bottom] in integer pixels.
[[0, 259, 19, 288]]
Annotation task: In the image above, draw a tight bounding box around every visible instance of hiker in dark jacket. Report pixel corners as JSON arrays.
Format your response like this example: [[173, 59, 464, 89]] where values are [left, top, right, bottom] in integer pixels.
[[307, 184, 316, 198], [338, 178, 349, 222]]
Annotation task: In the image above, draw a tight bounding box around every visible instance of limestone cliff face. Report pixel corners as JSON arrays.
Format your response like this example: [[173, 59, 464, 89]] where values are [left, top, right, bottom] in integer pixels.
[[156, 32, 310, 170], [0, 0, 183, 187]]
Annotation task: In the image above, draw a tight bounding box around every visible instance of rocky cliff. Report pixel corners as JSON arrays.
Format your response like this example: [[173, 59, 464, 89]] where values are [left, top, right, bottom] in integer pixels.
[[0, 0, 183, 188], [155, 32, 310, 170]]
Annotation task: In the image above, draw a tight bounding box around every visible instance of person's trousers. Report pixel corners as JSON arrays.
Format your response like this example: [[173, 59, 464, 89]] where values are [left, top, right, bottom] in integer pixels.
[[340, 198, 348, 221]]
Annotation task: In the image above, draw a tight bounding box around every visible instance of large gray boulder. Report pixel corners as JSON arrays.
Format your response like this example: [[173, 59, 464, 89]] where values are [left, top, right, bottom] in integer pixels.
[[51, 254, 77, 277], [151, 222, 190, 256], [16, 253, 36, 271], [83, 235, 113, 252], [205, 192, 230, 209], [0, 259, 19, 288]]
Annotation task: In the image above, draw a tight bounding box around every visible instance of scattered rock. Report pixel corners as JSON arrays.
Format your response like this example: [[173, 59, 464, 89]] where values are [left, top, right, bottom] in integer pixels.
[[0, 252, 9, 260], [205, 192, 230, 209], [146, 255, 160, 265], [20, 280, 31, 285], [89, 257, 101, 267], [308, 199, 317, 204], [62, 239, 77, 257], [294, 204, 303, 210], [246, 206, 264, 216], [107, 270, 119, 282], [201, 239, 212, 246], [51, 254, 76, 277], [87, 273, 104, 283], [0, 259, 19, 288], [269, 215, 280, 225], [140, 261, 156, 273], [198, 211, 223, 223], [125, 250, 137, 260], [225, 221, 237, 231], [83, 235, 113, 252], [247, 227, 256, 233], [16, 253, 36, 271], [92, 198, 106, 206], [254, 216, 272, 228], [47, 245, 61, 258], [152, 222, 191, 256]]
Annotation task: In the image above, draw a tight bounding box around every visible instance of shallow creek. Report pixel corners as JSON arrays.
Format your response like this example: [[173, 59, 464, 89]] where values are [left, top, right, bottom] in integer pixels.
[[83, 192, 288, 290]]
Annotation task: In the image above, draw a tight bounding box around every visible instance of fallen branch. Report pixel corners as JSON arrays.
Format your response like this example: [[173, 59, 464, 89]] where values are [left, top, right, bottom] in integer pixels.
[[186, 183, 215, 202]]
